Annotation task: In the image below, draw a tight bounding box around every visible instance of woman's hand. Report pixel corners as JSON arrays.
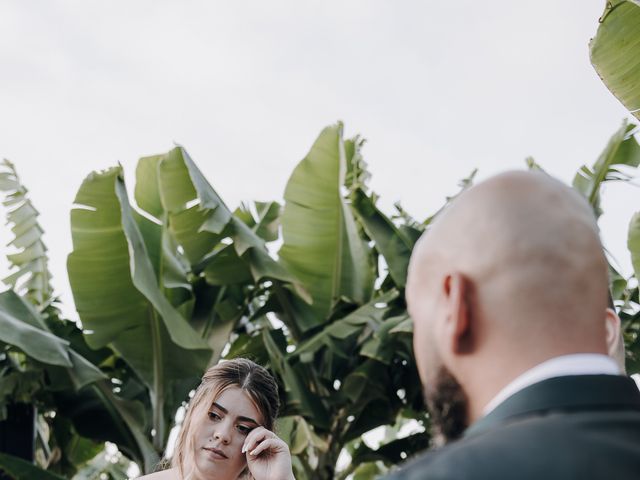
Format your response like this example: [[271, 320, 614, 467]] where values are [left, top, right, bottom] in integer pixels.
[[242, 426, 294, 480]]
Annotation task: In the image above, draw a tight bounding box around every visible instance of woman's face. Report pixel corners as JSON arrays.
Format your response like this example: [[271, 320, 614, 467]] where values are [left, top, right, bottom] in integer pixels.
[[191, 386, 263, 480]]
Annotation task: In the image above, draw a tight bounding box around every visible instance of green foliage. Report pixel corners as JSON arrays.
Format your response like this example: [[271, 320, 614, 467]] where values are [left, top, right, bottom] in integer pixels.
[[0, 453, 66, 480], [0, 159, 54, 308], [70, 447, 132, 480], [2, 118, 640, 480], [0, 291, 73, 368], [67, 164, 210, 454], [351, 189, 413, 288], [588, 0, 640, 377], [569, 122, 640, 376], [623, 214, 640, 372], [279, 123, 375, 327], [0, 290, 105, 388], [590, 0, 640, 121], [63, 146, 304, 471], [572, 120, 640, 218], [0, 164, 156, 477], [225, 125, 432, 479]]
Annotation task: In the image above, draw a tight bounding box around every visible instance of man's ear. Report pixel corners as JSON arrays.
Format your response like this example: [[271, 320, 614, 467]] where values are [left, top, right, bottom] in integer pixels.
[[605, 307, 626, 373], [442, 272, 473, 355]]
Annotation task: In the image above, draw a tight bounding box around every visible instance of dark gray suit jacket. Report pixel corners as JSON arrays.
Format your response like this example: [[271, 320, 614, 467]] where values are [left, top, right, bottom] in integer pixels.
[[383, 375, 640, 479]]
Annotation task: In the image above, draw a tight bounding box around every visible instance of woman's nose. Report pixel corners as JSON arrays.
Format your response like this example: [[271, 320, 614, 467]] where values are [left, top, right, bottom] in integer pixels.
[[214, 427, 231, 444]]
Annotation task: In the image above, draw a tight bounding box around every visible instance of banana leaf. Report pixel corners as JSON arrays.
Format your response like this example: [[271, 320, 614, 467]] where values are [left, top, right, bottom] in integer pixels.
[[352, 189, 413, 287], [67, 166, 209, 450], [572, 121, 640, 217], [279, 123, 375, 327], [590, 0, 640, 120]]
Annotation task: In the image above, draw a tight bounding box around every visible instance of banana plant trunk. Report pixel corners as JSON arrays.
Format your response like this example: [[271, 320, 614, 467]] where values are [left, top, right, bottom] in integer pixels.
[[0, 403, 36, 479]]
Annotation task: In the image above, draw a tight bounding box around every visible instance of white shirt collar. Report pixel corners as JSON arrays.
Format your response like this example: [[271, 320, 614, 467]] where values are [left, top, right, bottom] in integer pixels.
[[482, 353, 621, 416]]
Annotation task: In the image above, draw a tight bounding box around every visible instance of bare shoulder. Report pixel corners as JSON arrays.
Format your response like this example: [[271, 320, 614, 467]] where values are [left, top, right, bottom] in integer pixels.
[[136, 467, 178, 479]]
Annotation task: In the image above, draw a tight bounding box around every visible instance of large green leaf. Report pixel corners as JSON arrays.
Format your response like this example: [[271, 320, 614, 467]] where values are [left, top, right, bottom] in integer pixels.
[[0, 453, 66, 480], [113, 177, 205, 350], [134, 154, 165, 220], [279, 123, 375, 326], [131, 209, 181, 290], [154, 146, 308, 344], [0, 291, 106, 392], [67, 166, 209, 450], [352, 189, 413, 287], [590, 0, 640, 120], [158, 147, 231, 232], [0, 302, 71, 367], [68, 167, 208, 350], [157, 147, 298, 285], [203, 245, 253, 285], [572, 121, 640, 217], [135, 151, 253, 362]]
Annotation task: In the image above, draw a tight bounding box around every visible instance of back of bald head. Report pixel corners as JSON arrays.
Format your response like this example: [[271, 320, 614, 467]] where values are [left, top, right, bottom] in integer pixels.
[[409, 170, 609, 354]]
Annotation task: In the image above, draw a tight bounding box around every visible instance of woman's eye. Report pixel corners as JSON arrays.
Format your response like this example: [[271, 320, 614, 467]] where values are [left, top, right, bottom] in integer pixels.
[[236, 425, 252, 435], [208, 411, 221, 421]]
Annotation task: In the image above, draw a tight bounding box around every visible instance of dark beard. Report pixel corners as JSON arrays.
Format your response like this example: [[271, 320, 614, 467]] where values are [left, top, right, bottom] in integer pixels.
[[424, 366, 469, 447]]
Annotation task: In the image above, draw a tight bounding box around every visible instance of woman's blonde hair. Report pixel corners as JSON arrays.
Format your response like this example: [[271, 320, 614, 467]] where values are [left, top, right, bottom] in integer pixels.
[[171, 358, 280, 479]]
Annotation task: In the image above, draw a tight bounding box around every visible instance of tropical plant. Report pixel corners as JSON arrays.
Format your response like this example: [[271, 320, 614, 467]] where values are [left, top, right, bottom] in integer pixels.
[[62, 125, 436, 479], [571, 121, 640, 373], [0, 160, 134, 479], [2, 2, 640, 474], [590, 0, 640, 374], [3, 116, 640, 479], [224, 124, 433, 479], [0, 124, 436, 479]]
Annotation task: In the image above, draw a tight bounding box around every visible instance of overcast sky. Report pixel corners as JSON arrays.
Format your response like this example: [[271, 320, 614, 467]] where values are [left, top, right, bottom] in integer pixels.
[[0, 0, 636, 319]]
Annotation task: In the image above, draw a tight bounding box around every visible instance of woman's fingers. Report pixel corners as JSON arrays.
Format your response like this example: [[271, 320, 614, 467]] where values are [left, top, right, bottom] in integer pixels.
[[244, 432, 294, 480], [242, 426, 275, 454], [246, 438, 284, 457]]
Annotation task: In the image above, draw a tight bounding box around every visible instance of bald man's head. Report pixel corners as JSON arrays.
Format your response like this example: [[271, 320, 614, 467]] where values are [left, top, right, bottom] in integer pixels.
[[407, 171, 610, 441]]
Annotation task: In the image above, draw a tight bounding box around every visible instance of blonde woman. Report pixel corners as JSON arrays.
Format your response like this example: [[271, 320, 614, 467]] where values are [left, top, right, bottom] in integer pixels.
[[140, 358, 294, 480]]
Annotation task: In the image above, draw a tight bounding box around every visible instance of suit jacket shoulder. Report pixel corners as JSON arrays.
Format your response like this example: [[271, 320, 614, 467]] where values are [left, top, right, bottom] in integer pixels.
[[384, 375, 640, 480]]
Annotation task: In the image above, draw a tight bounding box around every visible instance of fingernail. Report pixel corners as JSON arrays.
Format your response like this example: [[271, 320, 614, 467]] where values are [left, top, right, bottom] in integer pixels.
[[241, 445, 246, 453], [250, 450, 256, 456]]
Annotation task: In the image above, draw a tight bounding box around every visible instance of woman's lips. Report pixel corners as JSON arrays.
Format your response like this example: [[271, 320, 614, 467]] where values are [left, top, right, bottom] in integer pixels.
[[203, 447, 228, 460]]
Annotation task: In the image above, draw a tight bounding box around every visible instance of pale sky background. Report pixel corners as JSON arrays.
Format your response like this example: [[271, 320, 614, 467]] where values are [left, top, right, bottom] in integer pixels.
[[0, 0, 637, 320]]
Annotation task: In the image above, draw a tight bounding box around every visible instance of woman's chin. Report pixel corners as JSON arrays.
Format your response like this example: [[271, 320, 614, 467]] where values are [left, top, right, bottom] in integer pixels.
[[195, 453, 243, 479], [194, 457, 220, 478]]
